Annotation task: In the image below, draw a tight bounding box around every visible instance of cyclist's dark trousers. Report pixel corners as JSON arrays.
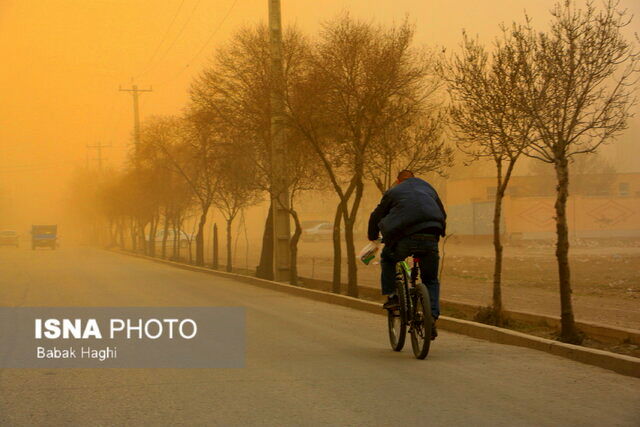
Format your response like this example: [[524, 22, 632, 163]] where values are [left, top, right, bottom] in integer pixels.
[[380, 233, 440, 319]]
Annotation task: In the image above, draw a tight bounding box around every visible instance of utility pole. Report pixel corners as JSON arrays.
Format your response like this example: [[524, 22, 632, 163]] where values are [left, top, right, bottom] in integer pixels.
[[269, 0, 291, 282], [119, 83, 152, 158], [86, 142, 111, 171]]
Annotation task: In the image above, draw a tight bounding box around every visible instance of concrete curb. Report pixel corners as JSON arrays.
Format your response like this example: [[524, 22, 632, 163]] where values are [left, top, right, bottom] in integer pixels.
[[436, 299, 640, 346], [113, 250, 640, 378], [295, 276, 640, 346]]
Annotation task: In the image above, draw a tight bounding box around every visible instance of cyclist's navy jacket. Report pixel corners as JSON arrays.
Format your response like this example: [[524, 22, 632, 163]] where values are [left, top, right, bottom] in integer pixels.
[[367, 177, 446, 247]]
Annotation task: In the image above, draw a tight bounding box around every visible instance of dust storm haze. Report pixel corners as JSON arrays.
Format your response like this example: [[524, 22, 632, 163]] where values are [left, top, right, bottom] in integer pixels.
[[1, 0, 638, 230], [1, 0, 640, 332], [2, 3, 640, 424]]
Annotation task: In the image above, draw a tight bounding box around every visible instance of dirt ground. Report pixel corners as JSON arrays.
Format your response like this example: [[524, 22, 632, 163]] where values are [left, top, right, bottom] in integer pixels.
[[293, 237, 640, 331], [175, 235, 639, 330], [443, 237, 640, 300]]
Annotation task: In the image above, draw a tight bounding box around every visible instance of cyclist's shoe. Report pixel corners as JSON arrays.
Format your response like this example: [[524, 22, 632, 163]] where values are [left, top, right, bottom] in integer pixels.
[[382, 295, 399, 310], [431, 321, 438, 340]]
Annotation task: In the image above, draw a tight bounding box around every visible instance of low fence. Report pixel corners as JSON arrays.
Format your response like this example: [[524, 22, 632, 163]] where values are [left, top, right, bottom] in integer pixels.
[[448, 195, 640, 239]]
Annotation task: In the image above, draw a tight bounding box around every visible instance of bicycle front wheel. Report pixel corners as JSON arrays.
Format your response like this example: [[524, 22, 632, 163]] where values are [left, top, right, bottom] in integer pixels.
[[387, 264, 408, 351], [410, 283, 433, 359]]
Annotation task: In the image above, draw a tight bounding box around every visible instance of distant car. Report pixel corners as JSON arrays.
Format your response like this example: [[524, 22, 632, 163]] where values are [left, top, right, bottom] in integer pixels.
[[147, 229, 191, 248], [31, 225, 57, 250], [301, 221, 334, 242], [0, 230, 19, 247]]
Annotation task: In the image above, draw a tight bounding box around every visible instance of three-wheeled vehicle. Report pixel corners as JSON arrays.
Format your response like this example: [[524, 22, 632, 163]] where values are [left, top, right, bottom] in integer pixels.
[[31, 225, 57, 250]]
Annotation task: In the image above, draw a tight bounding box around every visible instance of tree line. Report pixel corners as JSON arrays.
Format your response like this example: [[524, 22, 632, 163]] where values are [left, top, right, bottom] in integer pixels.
[[79, 1, 636, 344]]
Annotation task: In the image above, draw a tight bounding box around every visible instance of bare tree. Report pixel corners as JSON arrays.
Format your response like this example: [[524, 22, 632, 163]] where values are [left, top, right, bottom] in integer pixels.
[[190, 24, 309, 280], [149, 113, 219, 266], [443, 31, 534, 326], [513, 0, 638, 342], [288, 16, 439, 296], [106, 167, 159, 253], [212, 140, 262, 272], [275, 131, 327, 285], [152, 170, 194, 261], [138, 116, 189, 257], [366, 113, 454, 195]]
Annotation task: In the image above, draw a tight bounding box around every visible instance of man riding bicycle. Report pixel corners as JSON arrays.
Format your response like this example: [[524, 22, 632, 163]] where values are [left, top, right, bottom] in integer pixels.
[[367, 170, 446, 340]]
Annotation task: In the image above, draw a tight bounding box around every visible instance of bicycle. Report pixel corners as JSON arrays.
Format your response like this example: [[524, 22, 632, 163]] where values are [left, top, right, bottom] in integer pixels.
[[387, 256, 434, 359]]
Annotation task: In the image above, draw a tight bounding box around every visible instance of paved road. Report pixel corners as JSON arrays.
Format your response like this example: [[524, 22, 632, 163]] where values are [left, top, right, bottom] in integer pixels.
[[0, 246, 638, 426]]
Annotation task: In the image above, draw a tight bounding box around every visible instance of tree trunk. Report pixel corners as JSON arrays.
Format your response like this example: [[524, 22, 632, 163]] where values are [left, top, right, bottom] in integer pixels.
[[148, 214, 158, 257], [138, 219, 147, 254], [342, 172, 364, 298], [108, 219, 116, 247], [212, 223, 219, 269], [161, 212, 169, 259], [332, 202, 343, 293], [344, 216, 359, 298], [172, 221, 179, 261], [491, 158, 519, 326], [118, 218, 125, 248], [195, 208, 208, 266], [289, 209, 302, 286], [256, 204, 274, 280], [554, 155, 581, 344], [130, 218, 137, 251], [226, 219, 233, 272], [492, 187, 505, 326]]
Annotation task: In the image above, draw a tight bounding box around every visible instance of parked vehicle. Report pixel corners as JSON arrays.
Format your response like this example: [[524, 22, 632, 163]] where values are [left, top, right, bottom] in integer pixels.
[[146, 229, 191, 248], [0, 230, 19, 247], [301, 221, 334, 242], [31, 225, 57, 250]]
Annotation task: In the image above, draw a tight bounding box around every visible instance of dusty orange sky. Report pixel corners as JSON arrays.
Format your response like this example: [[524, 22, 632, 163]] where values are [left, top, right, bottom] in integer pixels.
[[0, 0, 639, 228]]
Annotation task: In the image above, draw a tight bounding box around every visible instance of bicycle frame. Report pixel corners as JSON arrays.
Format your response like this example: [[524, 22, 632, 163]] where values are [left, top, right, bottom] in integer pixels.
[[399, 257, 420, 286], [398, 260, 411, 276]]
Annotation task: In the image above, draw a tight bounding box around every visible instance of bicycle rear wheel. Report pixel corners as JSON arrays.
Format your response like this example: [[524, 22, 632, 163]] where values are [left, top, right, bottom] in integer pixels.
[[410, 283, 433, 359], [387, 264, 408, 351]]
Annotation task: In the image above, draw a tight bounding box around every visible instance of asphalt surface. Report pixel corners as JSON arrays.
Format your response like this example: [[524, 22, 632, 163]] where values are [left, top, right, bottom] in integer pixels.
[[0, 246, 638, 426]]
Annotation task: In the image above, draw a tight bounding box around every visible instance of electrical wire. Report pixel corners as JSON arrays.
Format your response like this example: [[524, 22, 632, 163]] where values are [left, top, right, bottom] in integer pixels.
[[135, 0, 187, 80], [155, 0, 239, 87], [143, 0, 203, 80]]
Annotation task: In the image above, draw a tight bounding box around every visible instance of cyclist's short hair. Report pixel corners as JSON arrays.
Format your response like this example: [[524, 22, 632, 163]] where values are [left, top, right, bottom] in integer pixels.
[[397, 170, 414, 182]]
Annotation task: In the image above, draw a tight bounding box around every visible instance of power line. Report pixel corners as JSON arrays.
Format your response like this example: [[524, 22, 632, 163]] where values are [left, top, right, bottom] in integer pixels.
[[184, 0, 239, 70], [134, 0, 187, 80], [141, 0, 203, 80], [155, 0, 239, 86]]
